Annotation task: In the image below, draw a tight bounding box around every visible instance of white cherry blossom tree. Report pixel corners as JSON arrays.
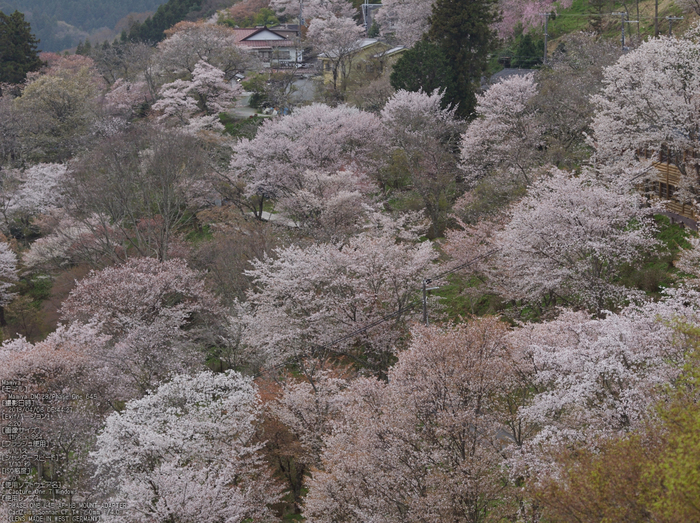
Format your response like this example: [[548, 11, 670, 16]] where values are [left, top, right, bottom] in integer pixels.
[[92, 371, 280, 523], [0, 241, 17, 325], [306, 16, 365, 98], [227, 103, 385, 217], [243, 228, 436, 379], [494, 168, 658, 314], [590, 34, 700, 192], [152, 60, 241, 129], [508, 291, 700, 477], [460, 73, 543, 188], [305, 318, 516, 522], [270, 0, 356, 19], [60, 257, 225, 394], [157, 21, 259, 80], [375, 0, 435, 47]]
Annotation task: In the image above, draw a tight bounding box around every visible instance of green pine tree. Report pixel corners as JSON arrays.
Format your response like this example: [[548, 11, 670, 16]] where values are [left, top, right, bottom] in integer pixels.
[[0, 10, 44, 83], [390, 41, 458, 109], [426, 0, 501, 118]]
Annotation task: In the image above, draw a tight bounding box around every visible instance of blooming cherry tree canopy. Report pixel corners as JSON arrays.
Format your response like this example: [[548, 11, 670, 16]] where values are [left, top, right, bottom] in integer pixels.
[[461, 73, 542, 187], [591, 34, 700, 190], [92, 371, 280, 523], [494, 168, 657, 313], [229, 103, 385, 200]]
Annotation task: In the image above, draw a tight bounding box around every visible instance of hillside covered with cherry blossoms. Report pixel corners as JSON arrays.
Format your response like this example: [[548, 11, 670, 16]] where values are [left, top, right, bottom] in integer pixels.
[[2, 0, 700, 521]]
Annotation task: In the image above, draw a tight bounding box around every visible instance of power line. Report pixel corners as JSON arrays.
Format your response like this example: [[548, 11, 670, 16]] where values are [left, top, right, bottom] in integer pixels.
[[667, 16, 684, 36]]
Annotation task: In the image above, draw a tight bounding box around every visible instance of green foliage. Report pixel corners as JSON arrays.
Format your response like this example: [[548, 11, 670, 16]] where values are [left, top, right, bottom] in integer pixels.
[[544, 0, 589, 38], [367, 20, 380, 38], [241, 72, 267, 107], [389, 41, 457, 110], [4, 275, 51, 341], [0, 10, 43, 83], [13, 65, 99, 161], [0, 0, 168, 52], [128, 0, 202, 43], [185, 223, 213, 244], [253, 7, 278, 27], [456, 175, 527, 224], [426, 0, 501, 118], [433, 273, 504, 319], [617, 215, 693, 296], [511, 30, 543, 68], [645, 323, 700, 522], [220, 7, 279, 28], [219, 112, 265, 139]]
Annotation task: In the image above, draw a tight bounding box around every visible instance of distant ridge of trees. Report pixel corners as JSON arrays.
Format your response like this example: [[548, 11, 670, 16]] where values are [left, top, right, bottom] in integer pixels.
[[0, 0, 168, 51], [127, 0, 203, 43]]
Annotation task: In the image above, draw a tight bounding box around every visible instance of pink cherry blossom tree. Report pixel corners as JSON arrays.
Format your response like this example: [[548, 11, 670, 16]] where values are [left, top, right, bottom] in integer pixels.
[[460, 72, 543, 188], [60, 257, 225, 394], [493, 168, 658, 314], [305, 317, 517, 522], [243, 228, 436, 380], [306, 16, 365, 98], [270, 0, 356, 19], [590, 35, 700, 193], [677, 236, 700, 286], [157, 21, 260, 80], [271, 369, 349, 468], [275, 169, 376, 241], [375, 0, 435, 46], [152, 60, 241, 128], [496, 0, 572, 38], [508, 291, 700, 477], [227, 103, 385, 218], [0, 323, 115, 514], [104, 78, 152, 118], [92, 371, 280, 523]]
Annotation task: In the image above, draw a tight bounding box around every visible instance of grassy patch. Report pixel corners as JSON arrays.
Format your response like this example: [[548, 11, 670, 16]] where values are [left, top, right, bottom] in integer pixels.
[[548, 0, 592, 39], [219, 113, 265, 139], [385, 189, 425, 213], [185, 223, 214, 244], [432, 273, 506, 320], [618, 215, 694, 297]]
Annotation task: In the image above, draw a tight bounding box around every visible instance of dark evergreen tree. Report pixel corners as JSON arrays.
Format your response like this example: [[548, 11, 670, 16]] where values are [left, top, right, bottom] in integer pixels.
[[0, 10, 43, 83], [426, 0, 500, 118], [512, 31, 543, 68], [389, 41, 458, 109], [0, 0, 168, 52], [127, 0, 202, 44]]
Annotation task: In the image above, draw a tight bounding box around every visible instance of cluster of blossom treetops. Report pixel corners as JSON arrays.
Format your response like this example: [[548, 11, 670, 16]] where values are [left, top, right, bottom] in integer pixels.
[[2, 0, 700, 520]]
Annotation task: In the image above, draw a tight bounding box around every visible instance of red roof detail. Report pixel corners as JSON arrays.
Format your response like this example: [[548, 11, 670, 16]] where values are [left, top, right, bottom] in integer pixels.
[[232, 27, 288, 43], [237, 40, 297, 48], [232, 29, 258, 43]]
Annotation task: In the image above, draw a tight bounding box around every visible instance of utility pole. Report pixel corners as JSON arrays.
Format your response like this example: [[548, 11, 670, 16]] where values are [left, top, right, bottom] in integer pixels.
[[543, 12, 550, 65], [298, 0, 305, 27], [667, 16, 684, 36], [364, 0, 369, 32], [422, 279, 439, 326], [654, 0, 659, 36], [612, 12, 626, 49], [625, 18, 639, 45]]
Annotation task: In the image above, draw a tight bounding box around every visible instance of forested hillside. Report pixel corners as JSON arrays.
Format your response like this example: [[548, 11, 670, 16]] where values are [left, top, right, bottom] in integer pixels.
[[2, 0, 700, 521], [0, 0, 167, 50]]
